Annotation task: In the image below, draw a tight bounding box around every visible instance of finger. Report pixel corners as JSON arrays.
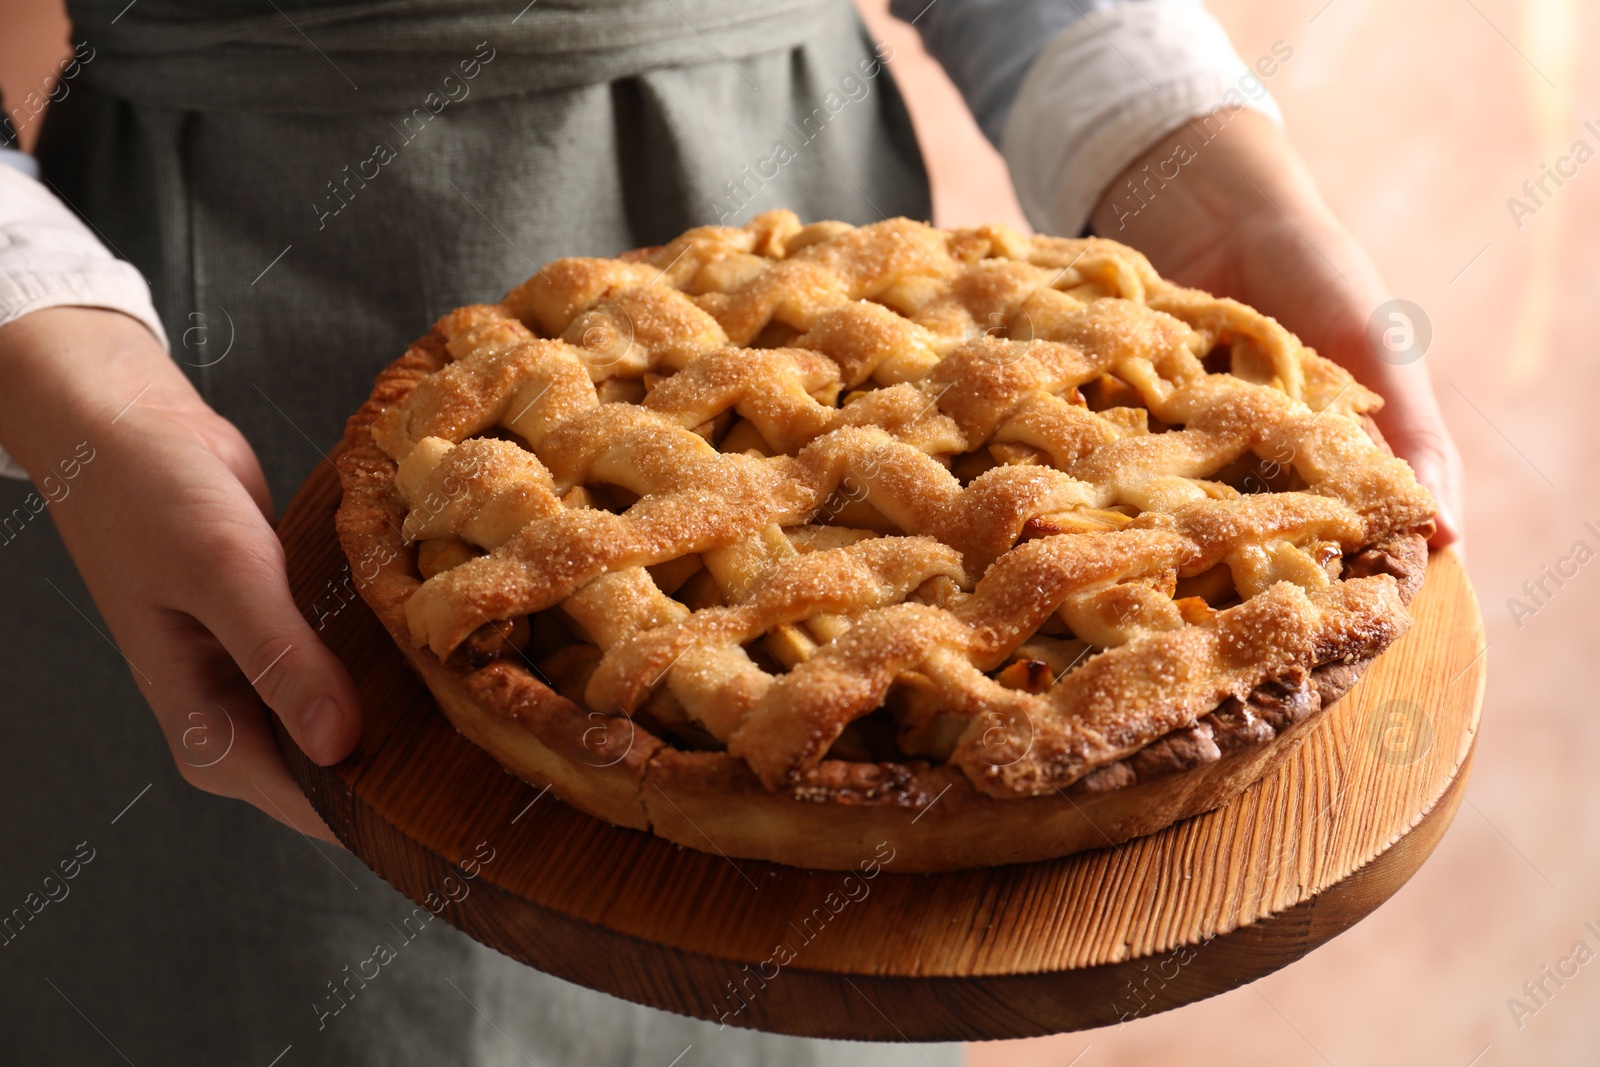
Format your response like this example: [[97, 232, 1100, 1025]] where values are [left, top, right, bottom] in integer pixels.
[[173, 699, 344, 847], [1375, 417, 1466, 554], [135, 616, 346, 846], [242, 754, 343, 848], [185, 525, 363, 766], [1300, 305, 1467, 553], [1352, 363, 1466, 552]]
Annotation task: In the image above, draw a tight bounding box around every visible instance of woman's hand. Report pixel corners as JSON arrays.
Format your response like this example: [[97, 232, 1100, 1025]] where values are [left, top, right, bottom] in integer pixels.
[[1090, 109, 1464, 548], [0, 306, 361, 843]]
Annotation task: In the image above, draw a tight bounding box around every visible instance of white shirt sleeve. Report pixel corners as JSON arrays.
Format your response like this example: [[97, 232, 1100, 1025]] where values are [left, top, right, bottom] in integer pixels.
[[888, 0, 1132, 148], [0, 154, 169, 480], [1000, 0, 1285, 238]]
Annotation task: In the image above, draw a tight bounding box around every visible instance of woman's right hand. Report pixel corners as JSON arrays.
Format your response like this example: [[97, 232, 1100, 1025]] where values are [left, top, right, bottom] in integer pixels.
[[0, 306, 361, 844]]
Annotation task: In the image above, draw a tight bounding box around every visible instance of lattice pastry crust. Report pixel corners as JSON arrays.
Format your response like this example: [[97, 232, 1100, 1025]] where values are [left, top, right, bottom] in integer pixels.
[[336, 212, 1435, 871]]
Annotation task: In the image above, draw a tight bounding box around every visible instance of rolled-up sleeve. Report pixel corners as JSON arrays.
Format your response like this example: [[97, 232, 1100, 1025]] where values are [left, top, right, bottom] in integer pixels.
[[0, 155, 169, 479], [889, 0, 1285, 237], [886, 0, 1128, 147]]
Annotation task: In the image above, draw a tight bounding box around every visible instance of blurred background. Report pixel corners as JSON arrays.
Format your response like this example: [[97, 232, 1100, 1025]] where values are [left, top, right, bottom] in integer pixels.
[[4, 1, 1594, 1063], [856, 1, 1597, 1064]]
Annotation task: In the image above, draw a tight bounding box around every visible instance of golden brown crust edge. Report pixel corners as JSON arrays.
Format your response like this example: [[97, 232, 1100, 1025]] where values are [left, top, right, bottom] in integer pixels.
[[333, 336, 1430, 872]]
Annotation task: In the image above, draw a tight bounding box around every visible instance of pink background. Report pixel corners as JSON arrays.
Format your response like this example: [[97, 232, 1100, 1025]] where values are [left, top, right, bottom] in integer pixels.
[[5, 1, 1594, 1062]]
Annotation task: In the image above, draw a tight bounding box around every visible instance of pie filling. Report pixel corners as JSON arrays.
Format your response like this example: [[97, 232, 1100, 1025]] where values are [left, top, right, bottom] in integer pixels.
[[360, 212, 1436, 801]]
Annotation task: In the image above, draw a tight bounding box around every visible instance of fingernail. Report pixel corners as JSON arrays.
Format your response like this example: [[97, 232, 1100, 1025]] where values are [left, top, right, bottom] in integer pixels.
[[302, 696, 343, 762]]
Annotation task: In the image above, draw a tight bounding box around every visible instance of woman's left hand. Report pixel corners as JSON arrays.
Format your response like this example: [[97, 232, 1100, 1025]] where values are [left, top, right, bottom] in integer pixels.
[[1089, 109, 1464, 549]]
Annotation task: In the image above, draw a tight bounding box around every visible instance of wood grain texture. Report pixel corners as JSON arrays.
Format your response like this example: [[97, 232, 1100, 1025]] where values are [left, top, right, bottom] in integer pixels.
[[275, 457, 1485, 1040]]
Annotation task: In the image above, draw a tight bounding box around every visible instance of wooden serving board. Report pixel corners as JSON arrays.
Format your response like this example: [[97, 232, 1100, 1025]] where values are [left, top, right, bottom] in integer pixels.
[[275, 456, 1485, 1041]]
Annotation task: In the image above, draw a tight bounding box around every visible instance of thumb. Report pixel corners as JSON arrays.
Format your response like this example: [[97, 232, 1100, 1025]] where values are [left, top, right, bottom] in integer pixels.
[[195, 534, 363, 765]]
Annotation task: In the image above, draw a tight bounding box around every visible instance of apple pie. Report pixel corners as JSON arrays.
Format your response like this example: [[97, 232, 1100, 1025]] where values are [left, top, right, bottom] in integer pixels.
[[335, 211, 1434, 872]]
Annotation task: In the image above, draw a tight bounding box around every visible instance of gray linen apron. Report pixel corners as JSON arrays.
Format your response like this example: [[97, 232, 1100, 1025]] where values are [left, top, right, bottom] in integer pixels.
[[0, 1, 960, 1063]]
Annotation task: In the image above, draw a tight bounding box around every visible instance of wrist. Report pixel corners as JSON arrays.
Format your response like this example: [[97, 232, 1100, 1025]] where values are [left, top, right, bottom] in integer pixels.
[[0, 306, 189, 479], [1090, 109, 1328, 258]]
